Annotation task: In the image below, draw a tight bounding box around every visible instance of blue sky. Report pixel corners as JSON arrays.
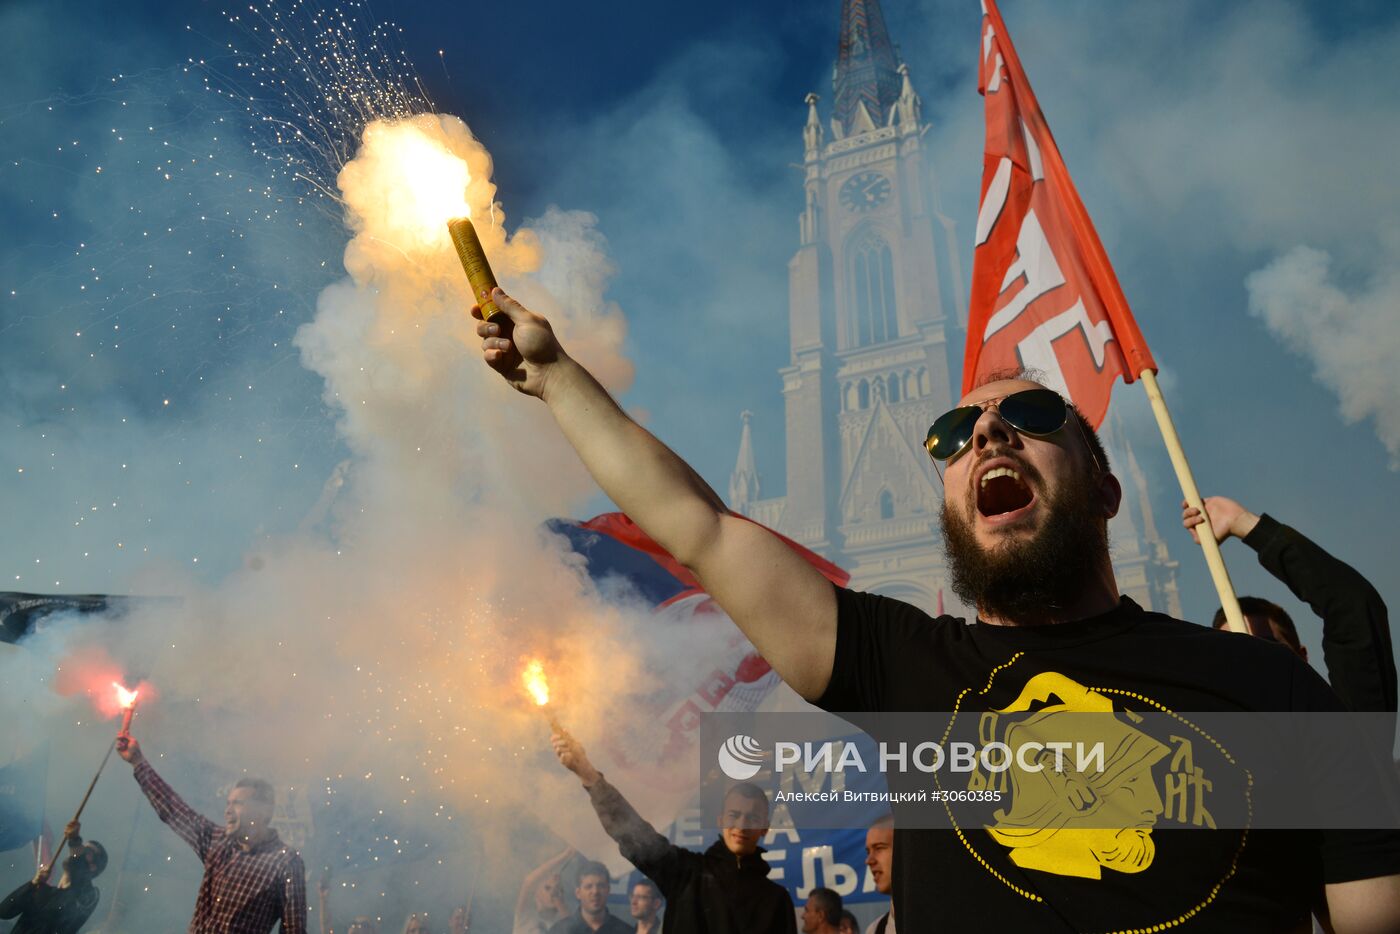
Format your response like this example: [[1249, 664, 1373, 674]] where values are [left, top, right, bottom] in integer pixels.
[[4, 0, 1400, 654]]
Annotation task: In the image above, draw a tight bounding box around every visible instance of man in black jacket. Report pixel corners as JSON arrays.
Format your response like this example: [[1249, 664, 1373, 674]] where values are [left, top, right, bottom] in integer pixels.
[[0, 820, 106, 934], [1184, 495, 1396, 714], [551, 730, 797, 934]]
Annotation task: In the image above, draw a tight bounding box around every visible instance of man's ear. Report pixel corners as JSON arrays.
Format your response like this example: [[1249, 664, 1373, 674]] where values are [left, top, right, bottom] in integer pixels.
[[1099, 471, 1122, 520]]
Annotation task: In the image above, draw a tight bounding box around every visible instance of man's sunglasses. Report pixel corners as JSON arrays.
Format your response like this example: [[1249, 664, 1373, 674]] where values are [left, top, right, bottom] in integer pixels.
[[923, 388, 1069, 462]]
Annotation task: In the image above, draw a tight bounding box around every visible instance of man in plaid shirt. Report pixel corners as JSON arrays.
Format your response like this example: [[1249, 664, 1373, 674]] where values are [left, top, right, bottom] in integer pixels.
[[118, 735, 306, 933]]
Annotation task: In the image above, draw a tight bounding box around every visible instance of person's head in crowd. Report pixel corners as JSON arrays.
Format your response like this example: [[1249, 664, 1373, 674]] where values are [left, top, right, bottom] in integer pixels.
[[534, 869, 567, 915], [1212, 596, 1307, 660], [934, 370, 1120, 623], [718, 781, 771, 856], [801, 887, 843, 934], [629, 879, 662, 924], [865, 813, 894, 897], [224, 777, 276, 843], [401, 913, 430, 934], [347, 917, 378, 934], [60, 838, 107, 887], [837, 909, 860, 934], [447, 905, 468, 934], [575, 861, 612, 923]]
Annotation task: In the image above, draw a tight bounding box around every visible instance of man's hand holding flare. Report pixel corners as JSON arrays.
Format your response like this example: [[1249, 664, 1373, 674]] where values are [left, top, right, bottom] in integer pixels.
[[115, 734, 144, 766], [551, 729, 602, 790], [472, 288, 565, 399]]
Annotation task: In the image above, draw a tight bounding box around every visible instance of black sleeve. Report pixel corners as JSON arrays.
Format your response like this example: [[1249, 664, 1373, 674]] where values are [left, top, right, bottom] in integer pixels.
[[585, 776, 698, 900], [1287, 654, 1400, 884], [816, 584, 931, 713], [58, 888, 100, 934], [0, 880, 36, 919], [1246, 514, 1396, 713]]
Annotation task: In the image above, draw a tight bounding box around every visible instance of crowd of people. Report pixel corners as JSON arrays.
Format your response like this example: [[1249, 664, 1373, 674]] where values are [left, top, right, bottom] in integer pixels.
[[4, 281, 1396, 932]]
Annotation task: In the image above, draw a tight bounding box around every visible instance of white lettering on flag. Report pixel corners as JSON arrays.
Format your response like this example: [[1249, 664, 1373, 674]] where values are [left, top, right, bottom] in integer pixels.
[[1020, 117, 1044, 181], [975, 156, 1013, 247], [986, 53, 1004, 94], [983, 209, 1065, 338], [1016, 299, 1115, 399]]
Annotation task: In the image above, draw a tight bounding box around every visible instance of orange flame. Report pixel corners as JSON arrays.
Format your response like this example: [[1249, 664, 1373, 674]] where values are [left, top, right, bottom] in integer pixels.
[[522, 659, 550, 707], [113, 682, 139, 709]]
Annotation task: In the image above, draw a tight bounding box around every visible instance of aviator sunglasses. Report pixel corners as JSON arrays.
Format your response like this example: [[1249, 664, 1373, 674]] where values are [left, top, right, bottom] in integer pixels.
[[923, 388, 1070, 463]]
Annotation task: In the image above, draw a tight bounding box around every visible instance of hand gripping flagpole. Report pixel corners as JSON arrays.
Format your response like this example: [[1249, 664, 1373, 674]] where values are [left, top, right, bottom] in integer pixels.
[[981, 0, 1247, 633], [42, 739, 117, 877], [1136, 370, 1247, 633]]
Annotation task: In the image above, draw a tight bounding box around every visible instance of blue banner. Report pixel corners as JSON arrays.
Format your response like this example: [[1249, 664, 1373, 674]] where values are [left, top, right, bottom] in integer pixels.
[[614, 807, 889, 906], [0, 746, 48, 852]]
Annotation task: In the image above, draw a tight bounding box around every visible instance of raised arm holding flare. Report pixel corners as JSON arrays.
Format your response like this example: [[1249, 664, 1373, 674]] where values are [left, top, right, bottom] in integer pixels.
[[474, 289, 837, 700], [551, 727, 795, 933]]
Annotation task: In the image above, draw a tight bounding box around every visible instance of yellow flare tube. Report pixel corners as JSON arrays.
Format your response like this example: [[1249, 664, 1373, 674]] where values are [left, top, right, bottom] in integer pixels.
[[447, 217, 501, 320]]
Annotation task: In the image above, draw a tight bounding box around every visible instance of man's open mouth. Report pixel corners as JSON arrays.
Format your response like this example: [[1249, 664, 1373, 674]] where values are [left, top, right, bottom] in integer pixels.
[[977, 465, 1034, 518]]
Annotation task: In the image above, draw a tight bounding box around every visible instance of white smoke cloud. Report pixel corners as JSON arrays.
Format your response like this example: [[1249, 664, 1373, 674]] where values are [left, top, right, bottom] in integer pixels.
[[1246, 241, 1400, 468], [0, 105, 730, 924]]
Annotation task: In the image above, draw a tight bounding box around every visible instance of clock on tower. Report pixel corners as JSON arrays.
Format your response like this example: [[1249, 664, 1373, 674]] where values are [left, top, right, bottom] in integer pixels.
[[839, 170, 892, 212]]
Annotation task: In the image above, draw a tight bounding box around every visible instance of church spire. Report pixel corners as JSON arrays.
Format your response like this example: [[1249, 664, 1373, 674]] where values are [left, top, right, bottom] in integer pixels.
[[729, 411, 761, 507], [833, 0, 904, 137]]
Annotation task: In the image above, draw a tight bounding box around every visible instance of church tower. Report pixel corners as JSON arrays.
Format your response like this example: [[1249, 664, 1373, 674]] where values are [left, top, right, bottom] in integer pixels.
[[734, 0, 965, 615], [731, 0, 1180, 619]]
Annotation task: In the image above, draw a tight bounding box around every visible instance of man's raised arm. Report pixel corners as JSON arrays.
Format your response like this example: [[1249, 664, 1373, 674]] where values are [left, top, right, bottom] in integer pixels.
[[117, 735, 217, 860], [474, 289, 836, 700]]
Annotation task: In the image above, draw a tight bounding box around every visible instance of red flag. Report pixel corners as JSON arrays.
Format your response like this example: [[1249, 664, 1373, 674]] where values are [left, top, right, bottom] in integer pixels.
[[577, 511, 849, 603], [965, 0, 1157, 427]]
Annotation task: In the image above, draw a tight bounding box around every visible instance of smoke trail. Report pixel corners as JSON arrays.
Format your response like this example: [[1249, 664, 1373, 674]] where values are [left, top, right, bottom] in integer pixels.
[[1245, 242, 1400, 469]]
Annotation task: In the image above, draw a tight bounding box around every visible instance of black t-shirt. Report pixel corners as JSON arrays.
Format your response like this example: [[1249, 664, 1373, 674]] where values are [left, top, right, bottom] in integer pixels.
[[816, 587, 1400, 932]]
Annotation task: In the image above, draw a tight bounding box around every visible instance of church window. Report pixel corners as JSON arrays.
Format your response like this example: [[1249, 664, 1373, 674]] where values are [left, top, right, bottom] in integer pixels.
[[848, 232, 898, 347], [879, 490, 895, 520], [858, 379, 870, 409], [887, 373, 900, 403]]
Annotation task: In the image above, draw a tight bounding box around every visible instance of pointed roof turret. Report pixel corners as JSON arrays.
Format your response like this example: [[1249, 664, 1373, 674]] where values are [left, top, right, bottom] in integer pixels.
[[804, 92, 824, 158], [729, 411, 761, 507], [833, 0, 904, 137], [893, 62, 922, 130]]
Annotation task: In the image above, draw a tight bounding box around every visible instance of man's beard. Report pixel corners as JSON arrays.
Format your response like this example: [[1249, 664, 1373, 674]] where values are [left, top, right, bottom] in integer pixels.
[[940, 459, 1108, 621]]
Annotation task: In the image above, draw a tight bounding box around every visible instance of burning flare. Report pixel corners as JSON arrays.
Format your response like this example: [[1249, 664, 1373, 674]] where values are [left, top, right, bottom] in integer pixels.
[[522, 659, 550, 708], [112, 680, 141, 736], [342, 116, 473, 251], [112, 682, 139, 709]]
